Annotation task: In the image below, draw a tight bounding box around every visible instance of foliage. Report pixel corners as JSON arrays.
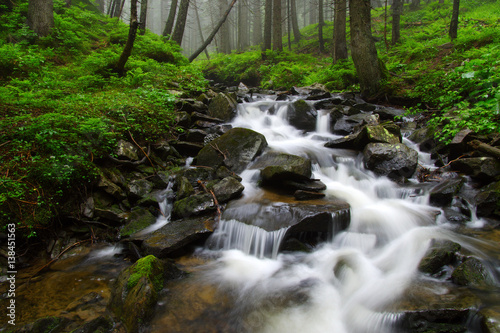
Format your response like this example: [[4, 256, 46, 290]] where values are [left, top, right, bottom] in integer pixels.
[[0, 0, 207, 238]]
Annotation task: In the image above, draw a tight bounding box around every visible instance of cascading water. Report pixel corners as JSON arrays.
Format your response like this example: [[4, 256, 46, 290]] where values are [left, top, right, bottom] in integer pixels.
[[152, 94, 498, 333]]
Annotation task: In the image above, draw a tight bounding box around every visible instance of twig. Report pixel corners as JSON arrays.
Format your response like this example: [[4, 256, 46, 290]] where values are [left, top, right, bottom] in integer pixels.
[[0, 140, 11, 148], [440, 154, 468, 169], [210, 142, 227, 160], [197, 180, 222, 221], [29, 239, 92, 280]]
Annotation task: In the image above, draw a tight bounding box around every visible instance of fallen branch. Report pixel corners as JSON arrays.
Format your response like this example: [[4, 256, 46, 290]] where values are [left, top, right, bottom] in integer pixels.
[[210, 142, 227, 160], [197, 180, 222, 222], [468, 139, 500, 160], [29, 239, 92, 280]]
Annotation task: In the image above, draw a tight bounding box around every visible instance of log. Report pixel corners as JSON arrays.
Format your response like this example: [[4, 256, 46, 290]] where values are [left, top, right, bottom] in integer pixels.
[[468, 139, 500, 160]]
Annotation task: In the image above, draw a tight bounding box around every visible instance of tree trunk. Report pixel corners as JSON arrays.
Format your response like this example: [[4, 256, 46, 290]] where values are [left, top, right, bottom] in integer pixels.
[[253, 0, 263, 45], [27, 0, 54, 37], [318, 0, 324, 52], [193, 0, 210, 59], [115, 0, 138, 77], [237, 0, 249, 51], [189, 0, 237, 61], [349, 0, 383, 98], [272, 0, 282, 51], [163, 0, 178, 36], [139, 0, 148, 35], [219, 0, 232, 53], [333, 0, 347, 63], [449, 0, 459, 40], [410, 0, 419, 10], [263, 0, 273, 51], [391, 0, 402, 45], [172, 0, 190, 45], [290, 0, 301, 43]]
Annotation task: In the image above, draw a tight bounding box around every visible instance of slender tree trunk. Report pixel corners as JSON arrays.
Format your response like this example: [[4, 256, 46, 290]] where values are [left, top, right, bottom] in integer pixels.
[[139, 0, 148, 35], [272, 0, 282, 51], [115, 0, 138, 76], [392, 0, 402, 44], [349, 0, 383, 98], [28, 0, 54, 37], [318, 0, 324, 52], [253, 0, 263, 45], [290, 0, 301, 43], [193, 0, 210, 59], [189, 0, 237, 61], [333, 0, 347, 63], [449, 0, 459, 40], [219, 0, 232, 53], [263, 0, 273, 51], [172, 0, 190, 45], [163, 0, 178, 36]]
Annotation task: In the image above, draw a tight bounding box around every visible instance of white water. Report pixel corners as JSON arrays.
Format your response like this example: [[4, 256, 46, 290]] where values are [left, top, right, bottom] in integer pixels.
[[195, 94, 472, 333]]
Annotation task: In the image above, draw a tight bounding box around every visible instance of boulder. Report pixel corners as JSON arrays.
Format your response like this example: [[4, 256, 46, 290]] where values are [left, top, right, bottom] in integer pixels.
[[451, 257, 495, 288], [475, 181, 500, 218], [418, 240, 461, 276], [288, 99, 317, 132], [175, 99, 208, 113], [374, 106, 405, 120], [171, 141, 204, 157], [408, 126, 437, 153], [333, 113, 379, 135], [195, 127, 268, 173], [140, 217, 215, 257], [120, 208, 157, 238], [363, 143, 419, 180], [172, 193, 215, 219], [429, 178, 465, 206], [209, 177, 245, 203], [108, 255, 178, 332], [176, 176, 195, 200], [251, 151, 312, 185], [325, 124, 400, 151], [207, 92, 238, 121], [128, 179, 154, 201], [221, 199, 350, 234], [450, 157, 500, 183], [115, 139, 139, 161]]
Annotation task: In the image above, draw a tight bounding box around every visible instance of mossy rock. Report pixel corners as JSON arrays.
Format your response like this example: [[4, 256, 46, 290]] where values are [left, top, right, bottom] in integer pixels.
[[451, 257, 495, 288], [172, 193, 215, 219], [108, 255, 166, 332], [120, 208, 157, 237], [195, 127, 268, 173], [419, 240, 461, 276]]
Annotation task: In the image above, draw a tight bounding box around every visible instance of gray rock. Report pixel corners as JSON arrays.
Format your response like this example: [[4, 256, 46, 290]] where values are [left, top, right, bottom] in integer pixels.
[[418, 240, 461, 276], [121, 208, 157, 237], [209, 177, 245, 203], [363, 143, 419, 180], [450, 157, 500, 183], [451, 257, 496, 288], [115, 139, 140, 161], [429, 178, 465, 206], [195, 127, 268, 173], [207, 92, 238, 121], [128, 179, 154, 200], [251, 151, 312, 185], [289, 99, 317, 132], [140, 217, 215, 257]]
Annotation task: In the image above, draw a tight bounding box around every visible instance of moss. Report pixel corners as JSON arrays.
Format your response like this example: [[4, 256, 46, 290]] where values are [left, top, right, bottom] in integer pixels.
[[127, 255, 164, 293]]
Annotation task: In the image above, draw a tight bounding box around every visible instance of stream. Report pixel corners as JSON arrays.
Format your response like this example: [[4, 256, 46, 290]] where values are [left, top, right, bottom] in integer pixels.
[[2, 93, 499, 332]]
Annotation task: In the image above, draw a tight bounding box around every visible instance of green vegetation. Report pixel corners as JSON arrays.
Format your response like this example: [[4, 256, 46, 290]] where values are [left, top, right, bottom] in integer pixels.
[[0, 0, 207, 237], [202, 0, 499, 143], [127, 255, 164, 292]]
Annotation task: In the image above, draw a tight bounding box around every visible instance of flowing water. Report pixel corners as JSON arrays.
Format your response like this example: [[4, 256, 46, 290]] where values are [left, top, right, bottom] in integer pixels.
[[151, 94, 500, 333]]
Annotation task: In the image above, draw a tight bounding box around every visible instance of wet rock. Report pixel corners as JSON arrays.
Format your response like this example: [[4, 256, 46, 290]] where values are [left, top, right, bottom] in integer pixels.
[[363, 143, 419, 180], [251, 151, 312, 185], [128, 179, 154, 201], [352, 102, 377, 112], [97, 173, 126, 200], [291, 83, 330, 96], [176, 99, 208, 113], [283, 179, 327, 192], [14, 316, 70, 333], [80, 197, 94, 218], [333, 113, 380, 135], [429, 178, 465, 206], [447, 129, 474, 159], [393, 280, 482, 333], [294, 190, 326, 200], [363, 124, 400, 145], [408, 126, 438, 153], [222, 199, 350, 234], [190, 111, 225, 125], [479, 306, 500, 333], [173, 193, 215, 219], [450, 157, 500, 183], [72, 315, 113, 333], [216, 166, 242, 181], [181, 166, 216, 186], [174, 111, 191, 128], [177, 176, 195, 200], [140, 217, 215, 257], [121, 208, 157, 238], [171, 141, 204, 157], [153, 141, 182, 160], [195, 127, 268, 173], [207, 92, 238, 121], [289, 99, 317, 132], [375, 106, 405, 120], [451, 257, 495, 288], [94, 205, 127, 224], [313, 97, 344, 109], [382, 122, 403, 142], [184, 129, 209, 143], [108, 255, 167, 332], [209, 177, 245, 203], [418, 240, 461, 276], [115, 139, 139, 161], [475, 181, 500, 218]]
